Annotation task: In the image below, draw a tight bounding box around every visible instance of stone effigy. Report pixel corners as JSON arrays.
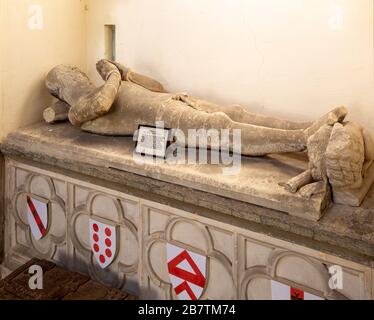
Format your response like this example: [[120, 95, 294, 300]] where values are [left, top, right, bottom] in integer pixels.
[[43, 59, 374, 208]]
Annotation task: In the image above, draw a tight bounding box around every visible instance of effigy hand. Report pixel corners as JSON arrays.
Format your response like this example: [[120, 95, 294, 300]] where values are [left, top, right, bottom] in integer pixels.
[[101, 60, 131, 81], [96, 59, 121, 81], [101, 59, 167, 93]]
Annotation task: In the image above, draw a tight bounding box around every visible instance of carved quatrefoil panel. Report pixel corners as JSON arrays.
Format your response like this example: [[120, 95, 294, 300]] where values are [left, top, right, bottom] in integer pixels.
[[70, 191, 139, 290], [143, 211, 236, 300], [240, 249, 348, 300], [13, 173, 66, 260]]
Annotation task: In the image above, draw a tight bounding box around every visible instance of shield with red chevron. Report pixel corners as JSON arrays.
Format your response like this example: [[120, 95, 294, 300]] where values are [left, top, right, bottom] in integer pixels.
[[167, 244, 207, 301], [26, 194, 50, 241]]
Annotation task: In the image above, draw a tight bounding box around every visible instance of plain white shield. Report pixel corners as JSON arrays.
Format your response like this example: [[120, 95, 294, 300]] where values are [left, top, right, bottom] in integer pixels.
[[89, 218, 117, 269], [26, 195, 49, 241], [167, 244, 207, 301]]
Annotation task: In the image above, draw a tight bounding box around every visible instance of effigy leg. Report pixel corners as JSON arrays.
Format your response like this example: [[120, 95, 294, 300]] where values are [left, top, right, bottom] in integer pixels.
[[157, 103, 308, 156], [174, 94, 347, 133]]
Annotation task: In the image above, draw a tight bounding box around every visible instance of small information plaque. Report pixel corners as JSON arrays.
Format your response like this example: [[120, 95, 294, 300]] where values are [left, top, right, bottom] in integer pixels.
[[135, 125, 171, 158]]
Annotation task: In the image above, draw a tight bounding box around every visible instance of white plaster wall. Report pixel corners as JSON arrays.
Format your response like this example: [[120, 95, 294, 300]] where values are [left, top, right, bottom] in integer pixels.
[[86, 0, 374, 133], [0, 1, 372, 140], [0, 0, 87, 140]]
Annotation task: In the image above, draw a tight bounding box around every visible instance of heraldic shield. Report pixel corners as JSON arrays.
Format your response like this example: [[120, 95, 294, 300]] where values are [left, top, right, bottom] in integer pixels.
[[89, 218, 118, 269], [167, 244, 207, 300], [271, 281, 324, 300], [26, 194, 50, 241]]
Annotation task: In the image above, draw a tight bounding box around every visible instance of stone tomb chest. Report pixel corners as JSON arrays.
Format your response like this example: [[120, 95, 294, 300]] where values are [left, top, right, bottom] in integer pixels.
[[0, 123, 373, 300]]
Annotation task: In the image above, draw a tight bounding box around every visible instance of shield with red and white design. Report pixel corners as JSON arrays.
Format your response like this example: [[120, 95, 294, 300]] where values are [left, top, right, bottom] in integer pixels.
[[271, 280, 324, 300], [26, 194, 49, 241], [167, 244, 207, 301], [89, 218, 118, 269]]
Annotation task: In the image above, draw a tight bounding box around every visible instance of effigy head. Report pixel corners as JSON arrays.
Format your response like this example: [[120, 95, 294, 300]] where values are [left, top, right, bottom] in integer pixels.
[[45, 65, 94, 103]]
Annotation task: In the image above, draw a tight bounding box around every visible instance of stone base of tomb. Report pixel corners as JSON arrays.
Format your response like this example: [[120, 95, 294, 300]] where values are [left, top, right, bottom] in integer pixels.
[[332, 164, 374, 207], [0, 123, 374, 300]]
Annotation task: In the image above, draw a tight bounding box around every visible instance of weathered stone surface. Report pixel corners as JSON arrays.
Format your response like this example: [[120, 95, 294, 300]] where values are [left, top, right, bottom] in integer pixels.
[[46, 60, 340, 158], [326, 122, 366, 189], [1, 123, 374, 265], [333, 164, 374, 207], [43, 100, 70, 123], [307, 124, 334, 182], [1, 123, 328, 221]]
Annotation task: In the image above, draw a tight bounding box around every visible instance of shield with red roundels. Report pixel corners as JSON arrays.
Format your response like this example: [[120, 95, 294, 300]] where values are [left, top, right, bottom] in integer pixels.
[[167, 244, 207, 301], [26, 194, 50, 241], [89, 218, 118, 269]]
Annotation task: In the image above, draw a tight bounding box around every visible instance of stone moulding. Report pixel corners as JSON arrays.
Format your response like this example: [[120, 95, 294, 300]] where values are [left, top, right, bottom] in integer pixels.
[[2, 123, 330, 221]]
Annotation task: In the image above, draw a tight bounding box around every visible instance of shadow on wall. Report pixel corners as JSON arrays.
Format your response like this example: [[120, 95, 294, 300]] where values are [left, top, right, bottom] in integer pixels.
[[20, 77, 52, 128]]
